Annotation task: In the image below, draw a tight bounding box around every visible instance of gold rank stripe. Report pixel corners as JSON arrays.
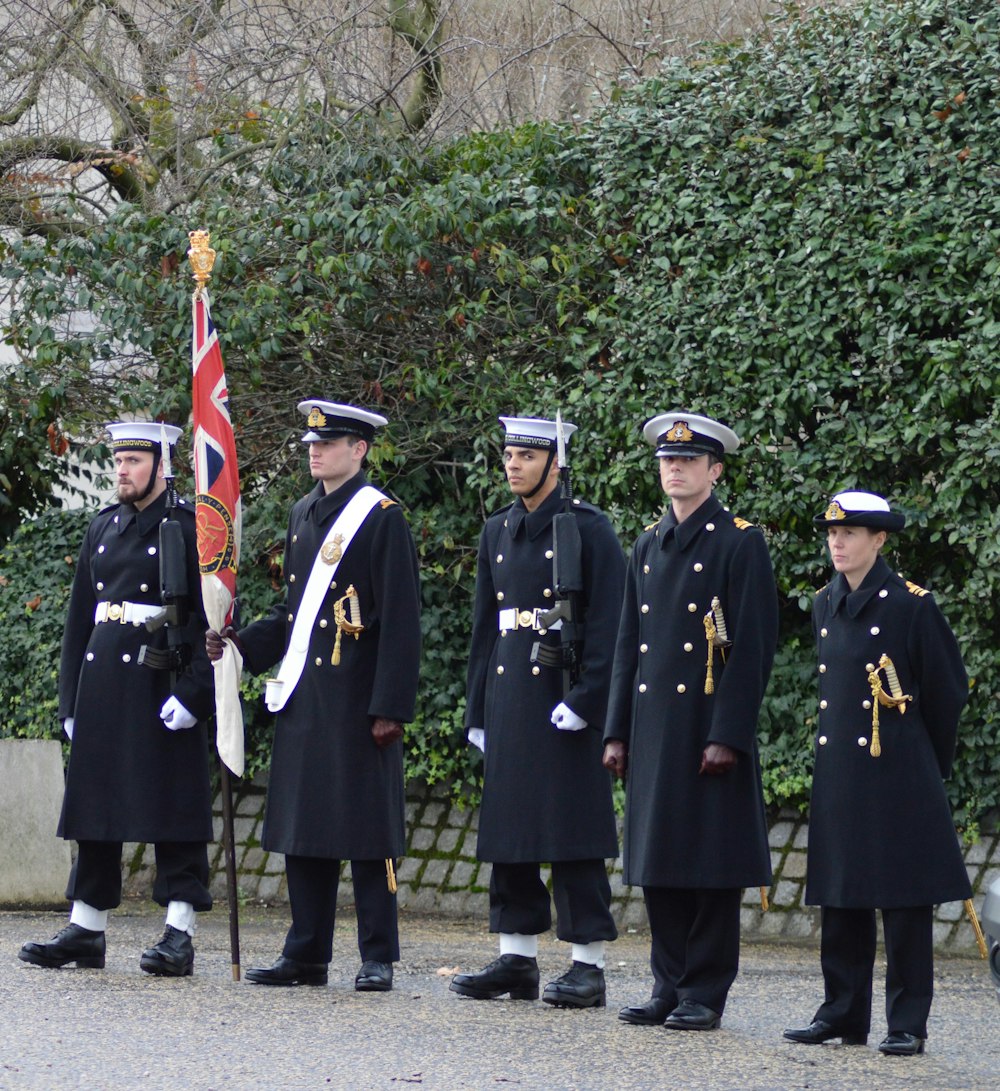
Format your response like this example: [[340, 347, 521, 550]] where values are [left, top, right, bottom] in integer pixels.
[[905, 580, 929, 597], [732, 516, 753, 531]]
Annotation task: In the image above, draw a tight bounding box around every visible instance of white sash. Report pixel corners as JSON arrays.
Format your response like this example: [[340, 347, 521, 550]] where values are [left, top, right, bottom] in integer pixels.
[[265, 485, 386, 712]]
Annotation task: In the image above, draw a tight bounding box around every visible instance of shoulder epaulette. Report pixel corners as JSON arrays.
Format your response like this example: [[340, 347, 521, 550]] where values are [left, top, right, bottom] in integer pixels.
[[732, 516, 754, 531], [644, 519, 659, 531], [905, 580, 929, 597], [379, 498, 397, 509]]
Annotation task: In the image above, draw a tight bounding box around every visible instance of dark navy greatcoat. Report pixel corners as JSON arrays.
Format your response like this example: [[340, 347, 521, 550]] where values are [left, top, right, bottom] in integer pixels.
[[806, 555, 971, 908], [58, 493, 215, 843], [465, 487, 624, 863], [604, 494, 777, 888], [238, 473, 421, 861]]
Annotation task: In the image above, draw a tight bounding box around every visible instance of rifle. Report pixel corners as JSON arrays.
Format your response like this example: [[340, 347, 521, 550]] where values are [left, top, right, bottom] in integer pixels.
[[530, 412, 584, 695], [138, 426, 193, 674]]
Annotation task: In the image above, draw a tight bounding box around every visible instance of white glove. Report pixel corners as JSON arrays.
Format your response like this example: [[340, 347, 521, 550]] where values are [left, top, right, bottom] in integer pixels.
[[467, 727, 485, 752], [160, 696, 197, 731], [551, 702, 587, 732], [63, 718, 74, 740]]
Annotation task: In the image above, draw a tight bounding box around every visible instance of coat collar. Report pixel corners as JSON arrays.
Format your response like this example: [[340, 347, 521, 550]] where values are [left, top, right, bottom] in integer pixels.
[[305, 472, 368, 525], [657, 493, 723, 552], [505, 485, 563, 541], [116, 491, 169, 538], [828, 554, 892, 618]]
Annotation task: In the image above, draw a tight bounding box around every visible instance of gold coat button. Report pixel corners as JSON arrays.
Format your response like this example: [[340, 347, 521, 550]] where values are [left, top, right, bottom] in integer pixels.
[[496, 666, 504, 675], [497, 592, 505, 602], [289, 573, 296, 582], [330, 581, 337, 590], [819, 664, 827, 673], [683, 642, 693, 652], [863, 700, 872, 710], [820, 627, 828, 637], [292, 534, 298, 543], [687, 603, 697, 612], [640, 644, 648, 653], [693, 563, 703, 572], [98, 545, 106, 553], [638, 683, 647, 693], [148, 546, 157, 555], [315, 657, 322, 666], [122, 654, 131, 663], [643, 564, 650, 573], [496, 554, 504, 563], [545, 550, 554, 559], [288, 613, 294, 622], [818, 735, 828, 745], [706, 523, 716, 531], [543, 588, 552, 598], [86, 653, 94, 662], [140, 583, 149, 592], [870, 626, 880, 635], [879, 589, 888, 598], [641, 604, 650, 614], [677, 684, 686, 694], [858, 737, 868, 747], [96, 582, 104, 591], [820, 700, 828, 709], [319, 619, 328, 628], [531, 666, 540, 676], [866, 662, 875, 672]]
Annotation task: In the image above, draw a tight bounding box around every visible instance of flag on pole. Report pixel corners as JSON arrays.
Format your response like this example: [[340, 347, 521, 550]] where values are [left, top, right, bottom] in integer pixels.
[[189, 231, 244, 776]]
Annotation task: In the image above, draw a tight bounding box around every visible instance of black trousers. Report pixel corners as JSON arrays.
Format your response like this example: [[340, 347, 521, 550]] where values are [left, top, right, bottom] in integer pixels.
[[814, 905, 934, 1038], [66, 840, 212, 912], [281, 855, 399, 964], [642, 886, 742, 1014], [488, 860, 618, 944]]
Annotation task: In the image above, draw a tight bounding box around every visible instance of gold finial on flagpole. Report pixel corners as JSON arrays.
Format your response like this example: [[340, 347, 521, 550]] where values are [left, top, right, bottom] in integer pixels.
[[187, 229, 217, 297]]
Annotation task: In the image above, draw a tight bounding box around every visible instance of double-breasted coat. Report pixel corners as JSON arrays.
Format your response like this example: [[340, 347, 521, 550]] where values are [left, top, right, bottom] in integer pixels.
[[604, 494, 778, 889], [57, 493, 215, 843], [238, 473, 421, 861], [805, 555, 971, 908], [465, 487, 624, 863]]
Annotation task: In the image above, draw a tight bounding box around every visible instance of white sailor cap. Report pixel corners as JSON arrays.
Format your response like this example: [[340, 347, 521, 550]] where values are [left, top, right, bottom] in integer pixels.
[[499, 416, 578, 451], [297, 400, 388, 443], [643, 412, 740, 458], [106, 421, 182, 452], [815, 490, 905, 531]]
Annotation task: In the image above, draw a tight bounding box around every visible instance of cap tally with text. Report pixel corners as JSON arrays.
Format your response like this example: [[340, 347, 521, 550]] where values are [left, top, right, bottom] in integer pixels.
[[298, 400, 388, 443], [499, 416, 578, 451], [814, 490, 905, 531], [643, 412, 739, 459], [106, 421, 182, 452]]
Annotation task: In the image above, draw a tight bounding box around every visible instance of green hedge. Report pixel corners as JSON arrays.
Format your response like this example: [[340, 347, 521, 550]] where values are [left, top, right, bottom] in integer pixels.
[[0, 0, 996, 830]]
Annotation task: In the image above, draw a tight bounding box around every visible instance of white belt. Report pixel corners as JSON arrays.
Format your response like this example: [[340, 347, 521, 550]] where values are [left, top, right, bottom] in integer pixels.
[[498, 607, 562, 633], [94, 600, 162, 626]]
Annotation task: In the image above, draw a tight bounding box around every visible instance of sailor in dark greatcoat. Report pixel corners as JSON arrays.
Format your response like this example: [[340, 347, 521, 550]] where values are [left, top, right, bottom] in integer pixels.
[[19, 421, 216, 978], [450, 416, 624, 1008], [784, 490, 971, 1057], [208, 401, 421, 992], [603, 412, 778, 1030]]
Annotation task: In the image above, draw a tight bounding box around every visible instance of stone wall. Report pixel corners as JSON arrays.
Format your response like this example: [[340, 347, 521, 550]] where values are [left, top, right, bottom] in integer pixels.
[[119, 776, 1000, 956]]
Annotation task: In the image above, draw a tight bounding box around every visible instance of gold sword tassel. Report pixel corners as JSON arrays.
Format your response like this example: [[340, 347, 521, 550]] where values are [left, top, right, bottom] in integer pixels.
[[965, 898, 988, 959], [386, 858, 398, 894], [703, 597, 731, 695], [332, 584, 365, 666]]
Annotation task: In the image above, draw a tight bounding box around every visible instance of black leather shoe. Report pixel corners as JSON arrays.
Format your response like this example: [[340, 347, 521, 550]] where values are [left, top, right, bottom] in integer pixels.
[[878, 1032, 926, 1056], [19, 923, 106, 969], [245, 955, 328, 986], [542, 961, 606, 1009], [619, 997, 672, 1026], [784, 1019, 868, 1046], [450, 954, 540, 1000], [139, 925, 194, 977], [355, 960, 393, 992], [663, 999, 721, 1031]]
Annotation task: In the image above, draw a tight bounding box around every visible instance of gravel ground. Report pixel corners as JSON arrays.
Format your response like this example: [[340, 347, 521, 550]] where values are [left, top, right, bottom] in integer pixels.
[[1, 904, 997, 1090]]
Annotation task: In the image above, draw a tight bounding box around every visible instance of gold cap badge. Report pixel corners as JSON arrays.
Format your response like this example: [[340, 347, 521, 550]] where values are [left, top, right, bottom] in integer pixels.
[[665, 421, 694, 443], [824, 500, 847, 521], [307, 406, 328, 428]]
